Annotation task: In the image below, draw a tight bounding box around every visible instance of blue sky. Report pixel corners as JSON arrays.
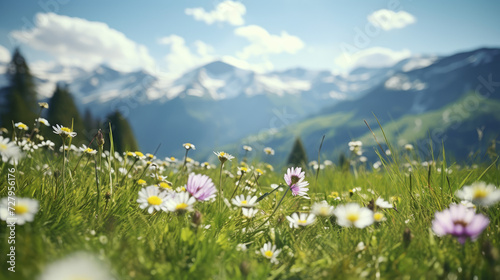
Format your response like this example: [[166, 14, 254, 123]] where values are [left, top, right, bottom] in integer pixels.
[[0, 0, 499, 76]]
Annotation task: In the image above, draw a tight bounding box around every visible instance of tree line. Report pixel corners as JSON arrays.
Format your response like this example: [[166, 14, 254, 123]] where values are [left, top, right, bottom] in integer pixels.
[[0, 48, 138, 153]]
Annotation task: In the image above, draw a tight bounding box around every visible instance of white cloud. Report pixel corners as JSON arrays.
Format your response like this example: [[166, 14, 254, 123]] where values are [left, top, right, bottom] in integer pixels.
[[234, 25, 305, 59], [185, 1, 246, 26], [0, 45, 11, 63], [158, 35, 215, 75], [335, 47, 411, 69], [367, 9, 416, 31], [10, 13, 155, 72]]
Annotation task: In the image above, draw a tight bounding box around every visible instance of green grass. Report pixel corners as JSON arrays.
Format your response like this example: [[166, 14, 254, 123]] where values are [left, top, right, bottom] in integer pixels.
[[1, 135, 500, 280]]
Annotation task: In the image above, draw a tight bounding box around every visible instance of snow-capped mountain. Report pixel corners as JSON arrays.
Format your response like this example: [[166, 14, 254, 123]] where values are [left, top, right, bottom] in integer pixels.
[[248, 47, 500, 162], [2, 47, 497, 158], [27, 56, 417, 114]]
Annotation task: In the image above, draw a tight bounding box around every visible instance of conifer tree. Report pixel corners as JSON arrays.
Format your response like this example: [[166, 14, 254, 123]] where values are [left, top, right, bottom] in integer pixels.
[[1, 48, 38, 127], [287, 137, 308, 166], [46, 84, 86, 145], [106, 111, 138, 154]]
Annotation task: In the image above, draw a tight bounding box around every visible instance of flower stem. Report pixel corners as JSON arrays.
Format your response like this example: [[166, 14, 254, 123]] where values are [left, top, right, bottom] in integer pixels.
[[62, 138, 67, 207], [230, 173, 245, 200], [218, 163, 224, 211], [120, 158, 138, 186], [255, 187, 290, 230], [95, 152, 100, 218], [182, 149, 189, 170]]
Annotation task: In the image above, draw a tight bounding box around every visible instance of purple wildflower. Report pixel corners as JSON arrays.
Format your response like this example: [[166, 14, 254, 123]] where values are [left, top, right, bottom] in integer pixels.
[[284, 167, 309, 198], [184, 173, 217, 201], [432, 204, 489, 244]]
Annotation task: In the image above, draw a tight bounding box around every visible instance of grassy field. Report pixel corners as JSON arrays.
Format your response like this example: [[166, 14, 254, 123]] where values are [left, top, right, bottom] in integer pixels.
[[1, 127, 500, 280]]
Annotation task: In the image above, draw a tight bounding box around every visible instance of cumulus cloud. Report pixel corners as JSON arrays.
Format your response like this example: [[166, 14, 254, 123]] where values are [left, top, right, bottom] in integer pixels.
[[234, 25, 305, 59], [0, 45, 11, 63], [185, 1, 246, 26], [335, 47, 411, 69], [158, 35, 215, 75], [10, 13, 155, 72], [367, 9, 416, 31]]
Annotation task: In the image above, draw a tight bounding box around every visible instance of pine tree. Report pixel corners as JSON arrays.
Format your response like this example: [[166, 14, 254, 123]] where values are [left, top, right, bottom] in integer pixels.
[[287, 137, 308, 167], [46, 84, 86, 145], [106, 111, 138, 154], [1, 48, 38, 127]]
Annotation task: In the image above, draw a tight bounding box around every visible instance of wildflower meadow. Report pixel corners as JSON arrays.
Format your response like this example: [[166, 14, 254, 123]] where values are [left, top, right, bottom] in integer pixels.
[[1, 112, 500, 280]]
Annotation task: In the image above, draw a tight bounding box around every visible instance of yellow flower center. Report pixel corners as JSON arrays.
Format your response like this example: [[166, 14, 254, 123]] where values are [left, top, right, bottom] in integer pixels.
[[61, 127, 71, 133], [137, 179, 146, 185], [126, 152, 135, 156], [473, 188, 488, 199], [256, 169, 263, 175], [320, 208, 329, 216], [347, 213, 359, 222], [298, 219, 308, 224], [328, 192, 339, 198], [85, 148, 94, 153], [220, 152, 225, 156], [170, 157, 176, 161], [241, 200, 247, 205], [147, 196, 162, 205], [374, 212, 384, 221], [240, 167, 248, 173], [175, 203, 188, 210], [18, 124, 28, 130], [13, 205, 28, 214], [180, 187, 186, 192], [135, 152, 144, 157], [0, 143, 7, 150], [264, 250, 273, 258], [158, 182, 171, 189]]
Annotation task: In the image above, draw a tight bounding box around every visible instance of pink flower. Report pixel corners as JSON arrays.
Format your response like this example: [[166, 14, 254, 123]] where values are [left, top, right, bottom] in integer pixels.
[[284, 167, 309, 199], [184, 173, 217, 201], [432, 204, 489, 244]]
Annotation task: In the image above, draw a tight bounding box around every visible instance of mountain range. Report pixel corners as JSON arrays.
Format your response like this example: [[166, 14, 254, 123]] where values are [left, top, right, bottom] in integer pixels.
[[1, 47, 499, 162]]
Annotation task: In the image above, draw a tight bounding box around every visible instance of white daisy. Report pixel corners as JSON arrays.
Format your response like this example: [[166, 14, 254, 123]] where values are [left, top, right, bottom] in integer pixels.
[[136, 186, 169, 214], [0, 197, 39, 225], [404, 144, 414, 151], [243, 145, 252, 152], [348, 140, 363, 156], [214, 151, 235, 163], [286, 213, 316, 228], [264, 147, 275, 155], [14, 122, 28, 131], [232, 194, 258, 208], [35, 118, 50, 126], [375, 197, 393, 209], [334, 203, 374, 228], [183, 143, 195, 150], [242, 207, 259, 218], [37, 252, 115, 280], [456, 181, 500, 206], [165, 192, 196, 212], [258, 242, 281, 264], [0, 136, 23, 164], [311, 201, 334, 217], [79, 145, 97, 155], [52, 124, 77, 138]]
